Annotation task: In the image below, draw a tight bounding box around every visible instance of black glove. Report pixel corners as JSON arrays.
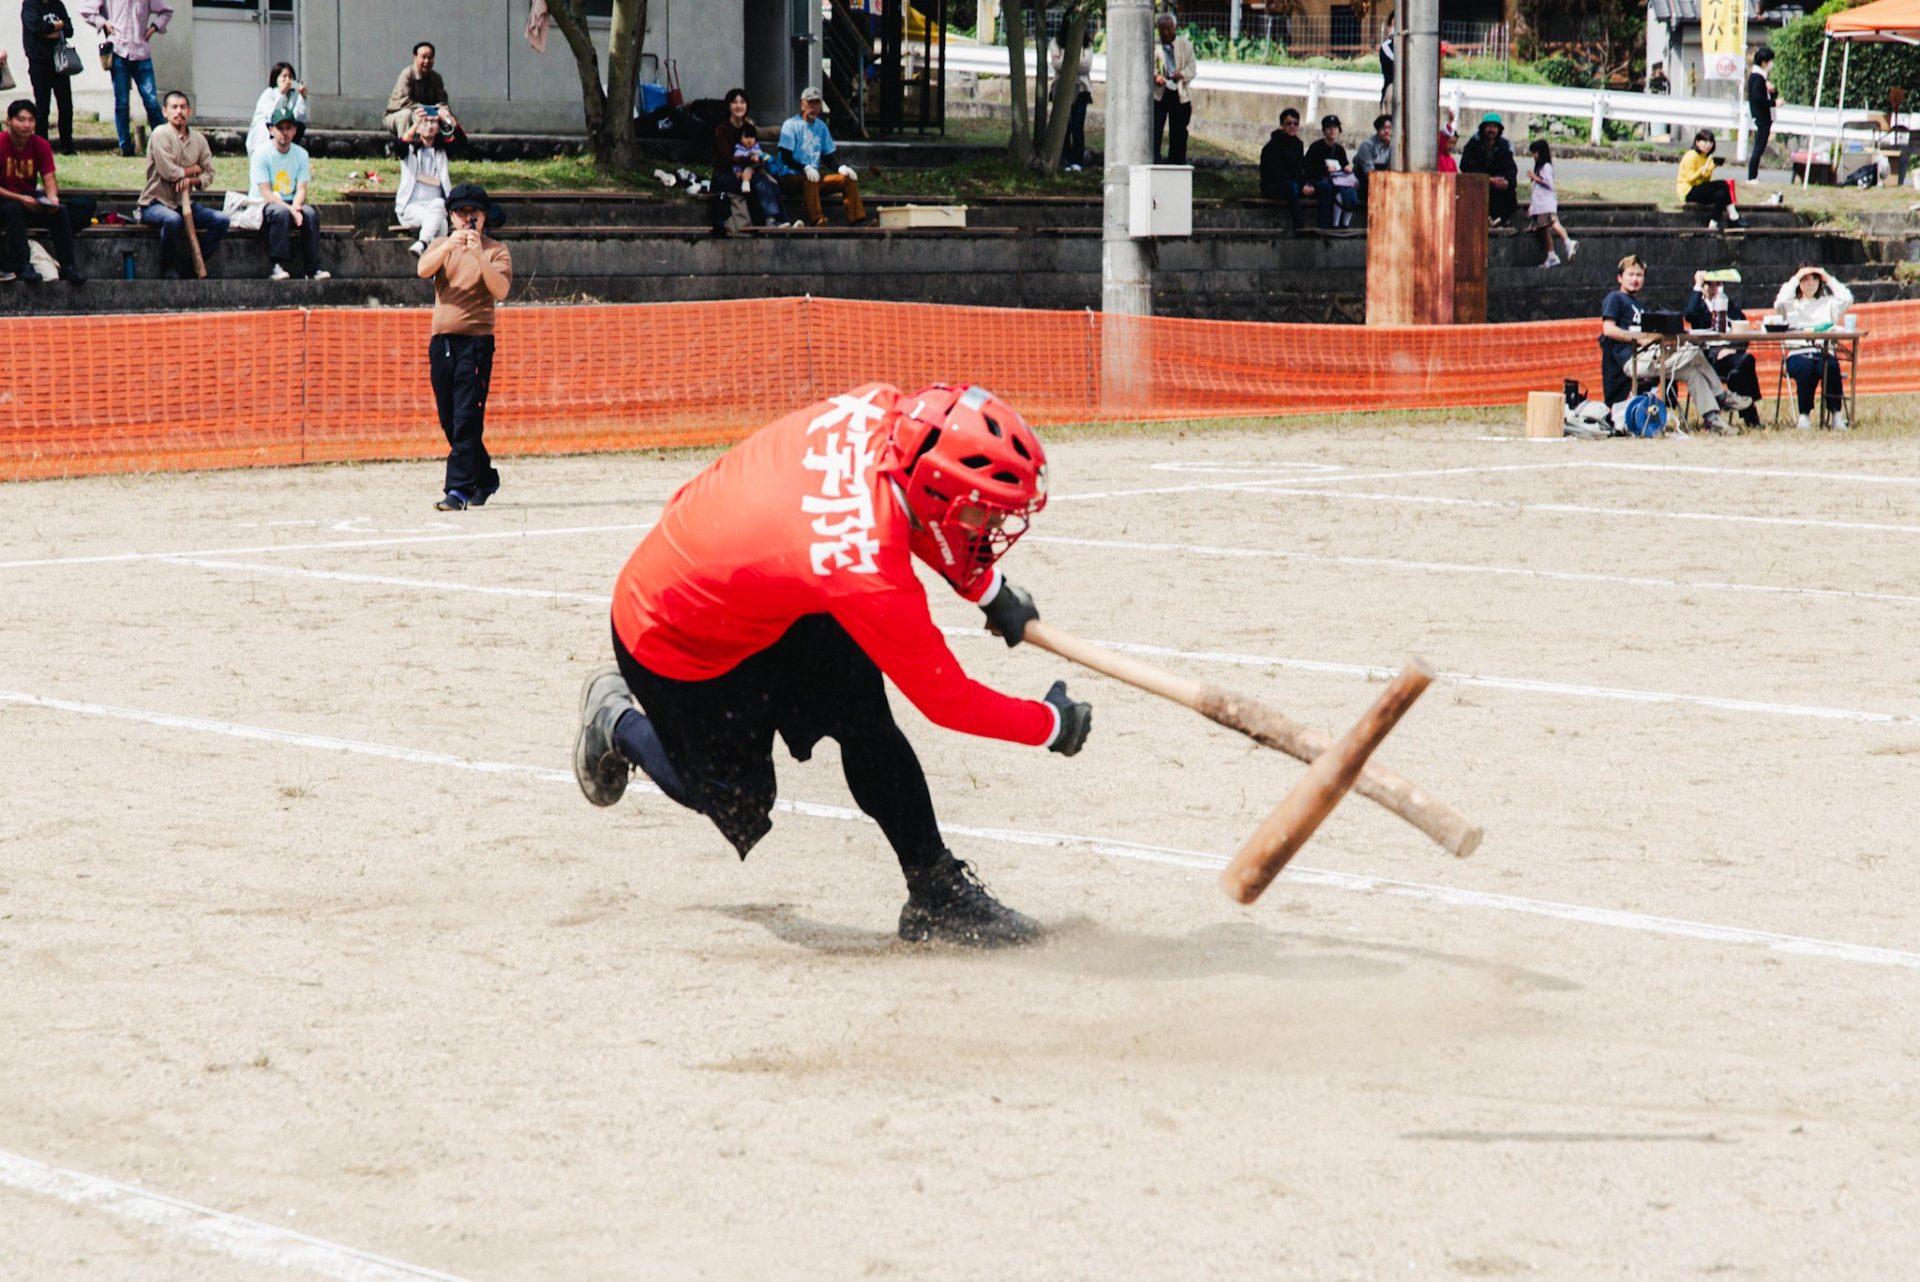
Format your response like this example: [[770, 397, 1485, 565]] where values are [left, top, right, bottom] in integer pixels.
[[1043, 680, 1091, 756], [980, 579, 1039, 648]]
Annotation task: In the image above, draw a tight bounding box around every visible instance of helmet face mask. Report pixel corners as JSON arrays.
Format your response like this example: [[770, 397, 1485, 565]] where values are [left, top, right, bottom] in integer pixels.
[[887, 385, 1048, 594]]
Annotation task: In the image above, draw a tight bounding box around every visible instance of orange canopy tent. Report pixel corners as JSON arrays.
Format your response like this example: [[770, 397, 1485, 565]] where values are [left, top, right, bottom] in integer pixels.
[[1802, 0, 1920, 185]]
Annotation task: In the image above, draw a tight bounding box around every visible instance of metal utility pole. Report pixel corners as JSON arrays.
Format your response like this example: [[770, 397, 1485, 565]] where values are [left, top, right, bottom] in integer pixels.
[[1102, 0, 1152, 319], [1402, 0, 1439, 174]]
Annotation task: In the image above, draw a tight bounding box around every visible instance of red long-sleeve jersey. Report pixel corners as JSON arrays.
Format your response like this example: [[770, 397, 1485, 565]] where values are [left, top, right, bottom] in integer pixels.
[[611, 384, 1057, 748]]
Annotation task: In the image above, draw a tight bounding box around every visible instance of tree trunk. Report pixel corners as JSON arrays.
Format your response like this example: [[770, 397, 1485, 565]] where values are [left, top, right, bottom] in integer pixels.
[[1006, 0, 1033, 166], [548, 0, 648, 169], [1032, 3, 1051, 156], [1035, 7, 1092, 174], [604, 0, 647, 170]]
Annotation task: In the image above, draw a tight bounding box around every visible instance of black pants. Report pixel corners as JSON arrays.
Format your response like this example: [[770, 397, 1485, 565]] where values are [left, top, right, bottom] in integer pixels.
[[262, 203, 322, 275], [0, 198, 77, 274], [1153, 90, 1191, 164], [28, 58, 73, 149], [1748, 117, 1771, 181], [1685, 180, 1736, 222], [1708, 347, 1761, 422], [1785, 351, 1844, 414], [428, 333, 497, 498], [1487, 179, 1518, 225], [612, 615, 945, 870], [1064, 91, 1089, 166]]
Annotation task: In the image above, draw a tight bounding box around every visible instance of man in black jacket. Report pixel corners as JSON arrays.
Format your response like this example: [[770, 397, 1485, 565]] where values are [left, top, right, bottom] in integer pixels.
[[1260, 107, 1307, 232], [1459, 112, 1518, 226], [21, 0, 76, 154], [1747, 47, 1777, 182]]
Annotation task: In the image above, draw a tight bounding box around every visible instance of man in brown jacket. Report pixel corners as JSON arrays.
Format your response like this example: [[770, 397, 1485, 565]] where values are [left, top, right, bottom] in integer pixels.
[[417, 182, 511, 512], [136, 89, 227, 278], [384, 41, 455, 140]]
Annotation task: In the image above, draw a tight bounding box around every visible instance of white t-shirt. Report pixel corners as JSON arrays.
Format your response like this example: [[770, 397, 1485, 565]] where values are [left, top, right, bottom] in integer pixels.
[[1527, 160, 1558, 217]]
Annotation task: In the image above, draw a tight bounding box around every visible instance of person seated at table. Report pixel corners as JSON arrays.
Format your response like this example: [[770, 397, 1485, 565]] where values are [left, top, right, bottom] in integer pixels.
[[1773, 264, 1854, 431], [1683, 270, 1762, 429], [1599, 253, 1750, 435], [1677, 129, 1741, 231]]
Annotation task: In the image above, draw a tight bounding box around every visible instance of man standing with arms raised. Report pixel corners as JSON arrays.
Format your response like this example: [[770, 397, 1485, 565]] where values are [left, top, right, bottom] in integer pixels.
[[417, 183, 511, 512]]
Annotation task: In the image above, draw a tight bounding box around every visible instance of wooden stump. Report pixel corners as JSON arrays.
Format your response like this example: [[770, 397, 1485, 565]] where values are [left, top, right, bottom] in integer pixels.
[[1525, 391, 1565, 438]]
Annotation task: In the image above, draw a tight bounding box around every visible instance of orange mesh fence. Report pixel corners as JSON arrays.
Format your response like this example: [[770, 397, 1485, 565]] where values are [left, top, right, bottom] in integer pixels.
[[5, 297, 1919, 482]]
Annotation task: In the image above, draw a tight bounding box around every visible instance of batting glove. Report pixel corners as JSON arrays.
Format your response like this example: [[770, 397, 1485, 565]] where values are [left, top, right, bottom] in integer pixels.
[[981, 580, 1038, 648], [804, 164, 821, 183], [1043, 680, 1092, 756], [838, 164, 858, 181]]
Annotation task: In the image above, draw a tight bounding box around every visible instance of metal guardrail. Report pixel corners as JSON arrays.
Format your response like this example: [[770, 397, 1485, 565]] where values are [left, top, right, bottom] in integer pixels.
[[945, 44, 1885, 156]]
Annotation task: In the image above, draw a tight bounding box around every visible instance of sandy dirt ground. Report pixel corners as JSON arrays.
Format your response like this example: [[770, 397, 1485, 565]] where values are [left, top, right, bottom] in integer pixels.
[[4, 422, 1919, 1281]]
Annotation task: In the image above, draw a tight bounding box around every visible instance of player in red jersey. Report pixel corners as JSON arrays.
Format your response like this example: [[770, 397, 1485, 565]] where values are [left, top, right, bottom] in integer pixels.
[[573, 382, 1091, 947]]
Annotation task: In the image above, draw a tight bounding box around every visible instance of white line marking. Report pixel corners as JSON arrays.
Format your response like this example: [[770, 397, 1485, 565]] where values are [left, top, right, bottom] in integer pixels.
[[136, 558, 1916, 726], [6, 687, 1918, 974], [1147, 461, 1348, 475], [1573, 461, 1920, 487], [1027, 534, 1920, 609], [0, 1148, 478, 1282], [0, 523, 655, 572], [1228, 487, 1920, 537], [160, 558, 611, 605], [1012, 634, 1908, 725], [1054, 463, 1559, 502]]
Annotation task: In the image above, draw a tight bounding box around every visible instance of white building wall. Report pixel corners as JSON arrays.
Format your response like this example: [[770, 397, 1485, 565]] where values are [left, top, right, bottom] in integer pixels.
[[170, 0, 743, 133]]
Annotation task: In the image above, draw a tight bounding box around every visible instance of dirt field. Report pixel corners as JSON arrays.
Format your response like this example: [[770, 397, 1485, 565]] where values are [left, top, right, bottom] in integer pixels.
[[5, 421, 1920, 1281]]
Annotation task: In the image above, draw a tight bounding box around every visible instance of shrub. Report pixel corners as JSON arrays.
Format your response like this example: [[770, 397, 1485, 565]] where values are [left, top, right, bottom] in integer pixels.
[[1775, 0, 1920, 110]]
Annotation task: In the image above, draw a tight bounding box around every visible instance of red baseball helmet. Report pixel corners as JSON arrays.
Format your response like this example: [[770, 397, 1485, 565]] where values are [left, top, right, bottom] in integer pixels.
[[883, 384, 1049, 594]]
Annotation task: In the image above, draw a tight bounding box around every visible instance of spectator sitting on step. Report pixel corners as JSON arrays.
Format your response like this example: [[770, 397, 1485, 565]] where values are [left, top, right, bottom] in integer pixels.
[[384, 40, 455, 142], [245, 61, 308, 158], [1459, 112, 1518, 226], [709, 87, 784, 235], [1599, 253, 1749, 435], [251, 105, 328, 281], [1773, 264, 1854, 430], [767, 86, 866, 227], [1300, 114, 1357, 230], [1352, 113, 1392, 201], [1682, 269, 1762, 428], [78, 0, 170, 157], [22, 0, 78, 154], [0, 98, 82, 283], [137, 89, 227, 279], [1677, 129, 1741, 231], [395, 108, 451, 256], [1259, 106, 1307, 232]]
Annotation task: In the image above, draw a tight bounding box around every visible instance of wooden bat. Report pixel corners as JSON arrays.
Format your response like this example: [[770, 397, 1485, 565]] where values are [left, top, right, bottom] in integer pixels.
[[1220, 659, 1435, 905], [181, 181, 207, 280], [1023, 621, 1480, 859]]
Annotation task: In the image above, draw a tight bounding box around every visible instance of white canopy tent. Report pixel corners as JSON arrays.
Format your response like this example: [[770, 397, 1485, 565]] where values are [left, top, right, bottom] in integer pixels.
[[1802, 0, 1920, 186]]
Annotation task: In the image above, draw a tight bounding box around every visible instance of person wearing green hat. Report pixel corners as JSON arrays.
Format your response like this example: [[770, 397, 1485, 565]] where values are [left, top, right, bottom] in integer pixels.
[[250, 104, 328, 281], [1459, 112, 1518, 227]]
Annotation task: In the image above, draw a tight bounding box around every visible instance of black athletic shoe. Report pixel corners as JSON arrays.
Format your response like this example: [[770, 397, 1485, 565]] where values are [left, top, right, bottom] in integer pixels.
[[573, 664, 635, 807], [898, 854, 1043, 948], [434, 489, 470, 511], [471, 470, 501, 506]]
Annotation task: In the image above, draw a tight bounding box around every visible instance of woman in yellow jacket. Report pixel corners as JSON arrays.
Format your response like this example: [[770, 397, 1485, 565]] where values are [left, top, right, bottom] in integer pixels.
[[1677, 129, 1742, 230]]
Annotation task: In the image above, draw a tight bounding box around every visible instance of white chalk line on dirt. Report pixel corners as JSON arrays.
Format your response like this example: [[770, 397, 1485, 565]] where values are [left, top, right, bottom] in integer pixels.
[[0, 1148, 477, 1282], [0, 522, 655, 572], [1057, 462, 1557, 502], [1026, 533, 1920, 609], [6, 687, 1918, 974], [1222, 487, 1920, 537], [132, 557, 1918, 727], [1155, 458, 1920, 488]]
